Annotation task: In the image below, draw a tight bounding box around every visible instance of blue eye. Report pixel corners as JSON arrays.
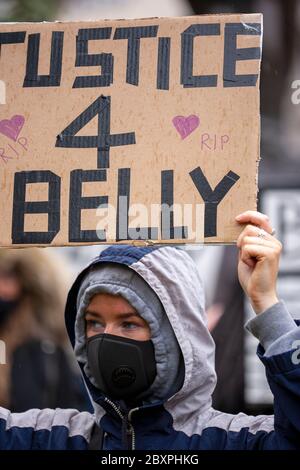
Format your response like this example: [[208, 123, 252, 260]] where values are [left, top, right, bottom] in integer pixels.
[[87, 320, 104, 330], [122, 322, 138, 330]]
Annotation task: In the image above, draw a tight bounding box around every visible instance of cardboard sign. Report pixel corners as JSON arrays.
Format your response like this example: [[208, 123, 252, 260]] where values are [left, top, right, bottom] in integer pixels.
[[0, 14, 262, 247]]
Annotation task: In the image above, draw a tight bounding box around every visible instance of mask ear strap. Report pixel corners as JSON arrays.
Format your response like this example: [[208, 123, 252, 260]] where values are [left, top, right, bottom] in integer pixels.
[[88, 423, 105, 450]]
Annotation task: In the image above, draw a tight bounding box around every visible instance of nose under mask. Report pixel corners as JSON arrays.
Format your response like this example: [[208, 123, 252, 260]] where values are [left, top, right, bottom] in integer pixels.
[[87, 333, 157, 401]]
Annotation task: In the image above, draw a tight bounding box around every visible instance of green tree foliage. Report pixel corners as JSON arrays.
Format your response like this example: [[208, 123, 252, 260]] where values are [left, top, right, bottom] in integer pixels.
[[5, 0, 60, 21]]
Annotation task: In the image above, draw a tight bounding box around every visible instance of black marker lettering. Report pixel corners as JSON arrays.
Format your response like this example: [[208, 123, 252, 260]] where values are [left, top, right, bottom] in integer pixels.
[[23, 32, 64, 87], [73, 27, 113, 88], [181, 24, 220, 88], [12, 170, 60, 244], [114, 25, 158, 86], [223, 23, 261, 87], [189, 167, 240, 237], [69, 169, 107, 242]]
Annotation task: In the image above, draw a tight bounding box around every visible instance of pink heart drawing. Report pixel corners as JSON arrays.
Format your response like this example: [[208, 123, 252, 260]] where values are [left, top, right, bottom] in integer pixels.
[[0, 115, 25, 141], [172, 115, 200, 140]]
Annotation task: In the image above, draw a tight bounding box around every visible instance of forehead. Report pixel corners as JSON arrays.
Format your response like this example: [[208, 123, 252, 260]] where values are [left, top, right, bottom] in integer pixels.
[[86, 293, 136, 313]]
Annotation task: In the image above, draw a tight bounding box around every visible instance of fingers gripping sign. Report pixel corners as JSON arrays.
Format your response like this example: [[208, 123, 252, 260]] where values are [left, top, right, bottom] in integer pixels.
[[235, 211, 282, 314]]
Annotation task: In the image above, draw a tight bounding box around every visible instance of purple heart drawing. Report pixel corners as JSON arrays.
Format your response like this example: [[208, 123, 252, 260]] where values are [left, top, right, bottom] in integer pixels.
[[0, 115, 25, 141], [172, 114, 200, 140]]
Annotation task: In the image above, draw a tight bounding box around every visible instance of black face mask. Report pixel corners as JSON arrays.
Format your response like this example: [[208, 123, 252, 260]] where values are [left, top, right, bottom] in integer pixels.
[[87, 333, 156, 401], [0, 297, 20, 328]]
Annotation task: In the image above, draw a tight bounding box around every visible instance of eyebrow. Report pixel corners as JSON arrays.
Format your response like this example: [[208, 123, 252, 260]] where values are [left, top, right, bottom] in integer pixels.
[[84, 311, 140, 320]]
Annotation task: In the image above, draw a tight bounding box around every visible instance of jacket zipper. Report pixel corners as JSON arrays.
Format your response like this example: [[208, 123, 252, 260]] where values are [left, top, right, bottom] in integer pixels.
[[127, 407, 139, 450], [104, 397, 124, 420], [104, 398, 139, 450]]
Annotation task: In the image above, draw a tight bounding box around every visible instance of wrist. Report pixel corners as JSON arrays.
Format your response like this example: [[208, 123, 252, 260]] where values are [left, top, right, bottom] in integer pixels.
[[250, 295, 279, 315]]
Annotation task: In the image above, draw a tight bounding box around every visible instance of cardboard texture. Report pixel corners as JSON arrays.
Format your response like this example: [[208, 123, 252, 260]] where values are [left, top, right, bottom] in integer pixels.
[[0, 14, 263, 247]]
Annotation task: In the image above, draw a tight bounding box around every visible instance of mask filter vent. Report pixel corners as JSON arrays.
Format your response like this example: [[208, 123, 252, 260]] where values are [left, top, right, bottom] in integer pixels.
[[112, 366, 136, 387]]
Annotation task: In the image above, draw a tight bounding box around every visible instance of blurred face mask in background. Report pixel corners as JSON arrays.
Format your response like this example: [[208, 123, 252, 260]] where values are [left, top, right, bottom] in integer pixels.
[[0, 297, 21, 328], [87, 333, 156, 401]]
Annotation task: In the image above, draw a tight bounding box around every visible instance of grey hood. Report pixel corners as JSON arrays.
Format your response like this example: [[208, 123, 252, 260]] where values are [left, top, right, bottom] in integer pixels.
[[74, 262, 184, 404], [65, 245, 216, 427]]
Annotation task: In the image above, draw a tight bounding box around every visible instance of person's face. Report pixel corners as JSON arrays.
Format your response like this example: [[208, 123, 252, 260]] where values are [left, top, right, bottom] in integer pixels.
[[0, 270, 21, 301], [85, 293, 151, 341]]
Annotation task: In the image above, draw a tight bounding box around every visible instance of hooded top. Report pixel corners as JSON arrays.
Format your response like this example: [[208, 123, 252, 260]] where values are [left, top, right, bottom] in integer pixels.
[[74, 262, 185, 404], [0, 245, 300, 450]]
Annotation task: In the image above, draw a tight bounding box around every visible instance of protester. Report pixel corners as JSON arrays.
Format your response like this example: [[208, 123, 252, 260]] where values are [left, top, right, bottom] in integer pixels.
[[0, 211, 299, 450], [0, 248, 89, 412]]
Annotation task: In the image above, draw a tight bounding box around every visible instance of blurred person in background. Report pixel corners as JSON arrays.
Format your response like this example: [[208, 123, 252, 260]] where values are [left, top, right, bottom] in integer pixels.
[[0, 248, 91, 412]]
